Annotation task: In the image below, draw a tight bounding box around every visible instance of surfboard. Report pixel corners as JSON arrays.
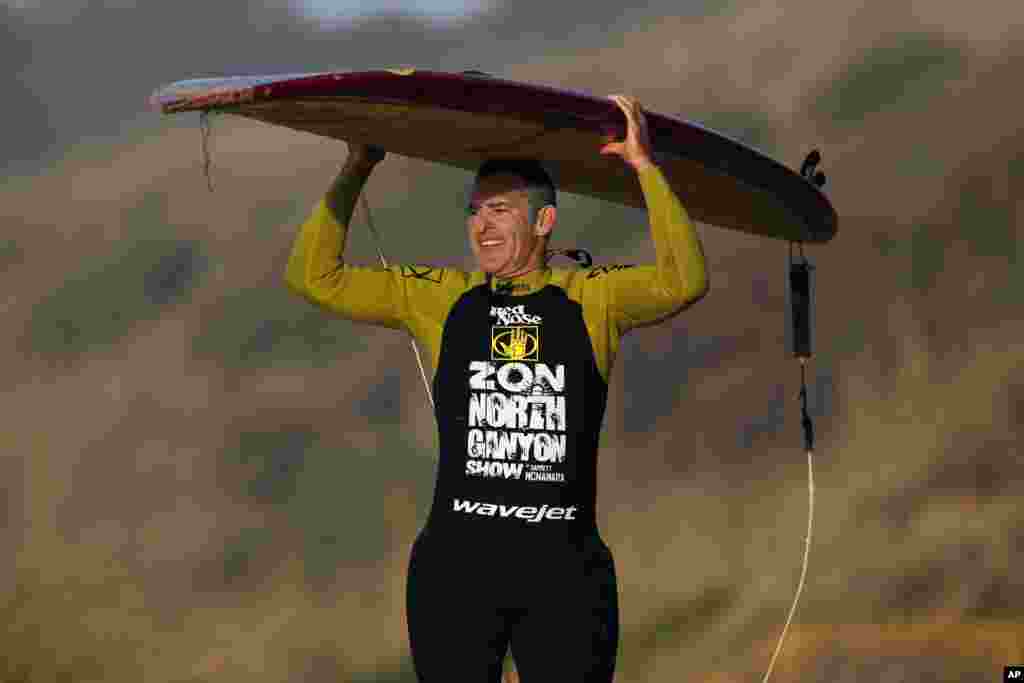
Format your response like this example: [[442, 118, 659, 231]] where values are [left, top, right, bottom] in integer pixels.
[[150, 68, 837, 243]]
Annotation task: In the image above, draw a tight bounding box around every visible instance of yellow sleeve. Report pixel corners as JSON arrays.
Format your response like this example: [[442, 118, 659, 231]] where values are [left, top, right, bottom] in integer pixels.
[[283, 167, 470, 373], [604, 163, 709, 333], [285, 194, 409, 330]]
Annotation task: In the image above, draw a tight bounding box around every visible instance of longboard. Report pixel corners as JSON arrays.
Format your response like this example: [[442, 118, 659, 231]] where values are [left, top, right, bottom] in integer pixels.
[[150, 69, 837, 243]]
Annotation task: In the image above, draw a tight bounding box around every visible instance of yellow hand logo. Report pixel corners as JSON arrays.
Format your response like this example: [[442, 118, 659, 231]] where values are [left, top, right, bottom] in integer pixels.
[[492, 326, 538, 361], [507, 327, 530, 360]]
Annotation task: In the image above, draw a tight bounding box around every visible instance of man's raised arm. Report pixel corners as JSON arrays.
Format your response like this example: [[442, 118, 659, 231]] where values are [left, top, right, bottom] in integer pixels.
[[598, 95, 709, 332], [283, 145, 410, 329]]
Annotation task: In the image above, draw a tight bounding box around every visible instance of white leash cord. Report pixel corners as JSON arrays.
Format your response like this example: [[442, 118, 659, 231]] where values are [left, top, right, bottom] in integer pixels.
[[358, 191, 436, 410], [760, 446, 814, 683]]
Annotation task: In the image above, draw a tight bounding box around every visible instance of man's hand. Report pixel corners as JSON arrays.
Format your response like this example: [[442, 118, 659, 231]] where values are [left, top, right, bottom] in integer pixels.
[[600, 95, 655, 172], [328, 143, 386, 214], [345, 142, 386, 171]]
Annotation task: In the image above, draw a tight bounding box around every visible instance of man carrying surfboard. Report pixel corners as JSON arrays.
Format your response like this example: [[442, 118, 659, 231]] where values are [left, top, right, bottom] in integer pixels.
[[284, 95, 708, 682]]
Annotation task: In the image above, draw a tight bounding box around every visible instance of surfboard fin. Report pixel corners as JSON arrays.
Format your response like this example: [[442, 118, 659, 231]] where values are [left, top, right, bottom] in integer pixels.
[[799, 150, 820, 177], [800, 149, 827, 188]]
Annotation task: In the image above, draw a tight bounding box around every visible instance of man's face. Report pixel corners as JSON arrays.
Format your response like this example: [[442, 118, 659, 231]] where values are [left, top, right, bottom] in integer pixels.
[[467, 173, 549, 277]]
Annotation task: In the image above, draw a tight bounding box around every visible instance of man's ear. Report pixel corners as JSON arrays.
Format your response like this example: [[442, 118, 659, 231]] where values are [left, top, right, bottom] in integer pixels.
[[534, 205, 556, 237]]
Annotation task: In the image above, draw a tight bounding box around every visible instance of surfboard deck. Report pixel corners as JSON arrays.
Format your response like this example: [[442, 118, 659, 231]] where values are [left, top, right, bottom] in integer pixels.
[[150, 69, 837, 243]]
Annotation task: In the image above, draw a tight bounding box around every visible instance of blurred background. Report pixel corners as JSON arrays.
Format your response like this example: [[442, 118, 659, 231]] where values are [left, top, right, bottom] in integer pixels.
[[2, 0, 1022, 681]]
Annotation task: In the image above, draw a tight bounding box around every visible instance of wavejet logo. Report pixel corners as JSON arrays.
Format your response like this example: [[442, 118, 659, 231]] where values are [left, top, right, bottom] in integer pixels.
[[452, 497, 577, 523]]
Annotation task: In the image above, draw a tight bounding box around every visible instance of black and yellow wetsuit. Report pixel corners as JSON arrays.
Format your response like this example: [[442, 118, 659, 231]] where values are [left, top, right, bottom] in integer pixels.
[[285, 163, 707, 683]]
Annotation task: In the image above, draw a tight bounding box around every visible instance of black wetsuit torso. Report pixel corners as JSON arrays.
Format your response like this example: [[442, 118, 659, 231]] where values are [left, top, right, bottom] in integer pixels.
[[409, 281, 618, 682], [427, 282, 608, 541]]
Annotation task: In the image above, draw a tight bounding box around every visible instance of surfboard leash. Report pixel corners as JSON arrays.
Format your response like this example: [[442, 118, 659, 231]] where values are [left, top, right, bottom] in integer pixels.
[[760, 405, 814, 683], [199, 110, 215, 192], [759, 240, 816, 683], [761, 151, 825, 682], [358, 191, 436, 411]]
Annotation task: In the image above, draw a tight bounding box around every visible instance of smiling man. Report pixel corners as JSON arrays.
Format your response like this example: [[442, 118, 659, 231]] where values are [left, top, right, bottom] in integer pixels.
[[284, 95, 708, 683], [467, 157, 556, 279]]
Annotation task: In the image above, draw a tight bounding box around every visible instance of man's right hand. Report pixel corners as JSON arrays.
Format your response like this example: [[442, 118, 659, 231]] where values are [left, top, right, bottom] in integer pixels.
[[346, 142, 386, 170], [328, 143, 386, 215]]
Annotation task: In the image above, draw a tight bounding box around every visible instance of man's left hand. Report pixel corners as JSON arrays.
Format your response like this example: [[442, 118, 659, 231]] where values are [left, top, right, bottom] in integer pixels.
[[600, 95, 656, 171]]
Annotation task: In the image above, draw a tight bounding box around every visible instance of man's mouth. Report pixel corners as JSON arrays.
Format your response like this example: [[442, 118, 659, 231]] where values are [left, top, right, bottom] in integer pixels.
[[480, 240, 504, 248]]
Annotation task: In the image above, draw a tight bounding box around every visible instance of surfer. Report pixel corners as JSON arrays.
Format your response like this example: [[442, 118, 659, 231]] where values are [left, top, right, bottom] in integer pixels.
[[284, 95, 708, 682]]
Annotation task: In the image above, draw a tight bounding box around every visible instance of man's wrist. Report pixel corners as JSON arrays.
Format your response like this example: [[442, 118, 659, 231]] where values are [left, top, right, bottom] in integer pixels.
[[328, 160, 374, 211], [343, 158, 378, 175], [632, 157, 658, 173]]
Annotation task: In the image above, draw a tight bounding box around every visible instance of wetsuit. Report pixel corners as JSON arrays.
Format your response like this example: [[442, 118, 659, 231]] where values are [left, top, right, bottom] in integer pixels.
[[284, 163, 706, 682]]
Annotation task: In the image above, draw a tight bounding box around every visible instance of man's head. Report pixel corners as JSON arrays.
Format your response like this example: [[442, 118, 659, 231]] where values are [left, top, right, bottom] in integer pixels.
[[467, 159, 557, 277]]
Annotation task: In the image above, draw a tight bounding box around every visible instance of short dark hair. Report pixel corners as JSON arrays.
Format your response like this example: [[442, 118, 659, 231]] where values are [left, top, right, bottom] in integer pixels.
[[473, 159, 557, 224]]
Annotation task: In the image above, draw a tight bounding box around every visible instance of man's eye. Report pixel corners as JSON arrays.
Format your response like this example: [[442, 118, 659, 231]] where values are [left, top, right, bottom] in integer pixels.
[[467, 204, 510, 216]]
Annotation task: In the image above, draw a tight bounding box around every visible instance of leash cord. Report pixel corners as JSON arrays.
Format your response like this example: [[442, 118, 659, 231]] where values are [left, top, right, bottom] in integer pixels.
[[200, 111, 215, 192], [358, 191, 435, 411], [761, 243, 817, 682], [760, 358, 815, 683]]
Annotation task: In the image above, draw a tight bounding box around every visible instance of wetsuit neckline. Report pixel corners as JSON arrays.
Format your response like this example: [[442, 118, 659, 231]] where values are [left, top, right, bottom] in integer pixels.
[[489, 268, 551, 296]]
